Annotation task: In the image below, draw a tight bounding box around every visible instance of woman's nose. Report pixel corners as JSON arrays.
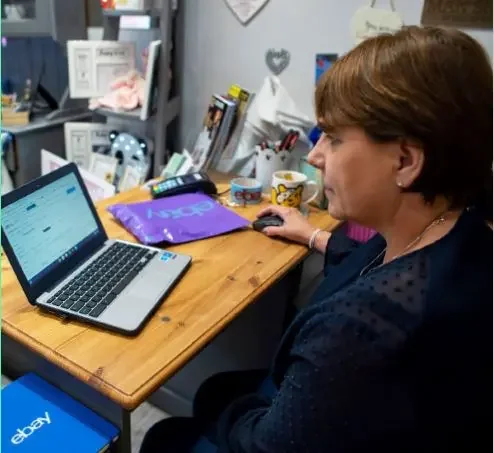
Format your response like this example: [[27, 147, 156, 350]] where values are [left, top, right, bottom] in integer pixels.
[[307, 144, 325, 170]]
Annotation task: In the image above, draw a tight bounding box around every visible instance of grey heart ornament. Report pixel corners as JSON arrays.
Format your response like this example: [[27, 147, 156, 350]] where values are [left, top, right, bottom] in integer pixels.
[[265, 48, 290, 75]]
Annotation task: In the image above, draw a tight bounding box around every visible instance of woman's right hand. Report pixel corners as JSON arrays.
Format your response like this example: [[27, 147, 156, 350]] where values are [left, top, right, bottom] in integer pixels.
[[256, 205, 317, 246]]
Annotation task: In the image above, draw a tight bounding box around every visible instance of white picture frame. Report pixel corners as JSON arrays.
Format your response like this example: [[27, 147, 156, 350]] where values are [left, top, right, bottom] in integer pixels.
[[89, 153, 119, 185], [64, 122, 114, 170], [67, 41, 136, 99]]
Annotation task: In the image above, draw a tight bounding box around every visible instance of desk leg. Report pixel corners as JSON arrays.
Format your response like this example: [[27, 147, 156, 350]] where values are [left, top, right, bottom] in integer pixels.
[[2, 334, 133, 453], [114, 410, 132, 453]]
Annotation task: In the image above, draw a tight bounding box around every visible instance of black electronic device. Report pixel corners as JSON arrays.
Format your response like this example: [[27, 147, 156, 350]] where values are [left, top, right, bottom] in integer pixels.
[[151, 172, 218, 199], [252, 215, 284, 232]]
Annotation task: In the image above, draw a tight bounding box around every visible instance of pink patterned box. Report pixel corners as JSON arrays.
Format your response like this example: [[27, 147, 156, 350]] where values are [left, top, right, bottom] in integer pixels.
[[345, 222, 376, 243]]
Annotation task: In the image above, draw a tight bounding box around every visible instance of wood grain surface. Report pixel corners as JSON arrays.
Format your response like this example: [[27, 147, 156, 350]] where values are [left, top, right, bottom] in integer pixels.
[[2, 174, 339, 409]]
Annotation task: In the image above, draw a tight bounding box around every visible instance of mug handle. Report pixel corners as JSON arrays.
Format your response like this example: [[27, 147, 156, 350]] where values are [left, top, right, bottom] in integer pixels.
[[302, 181, 319, 204]]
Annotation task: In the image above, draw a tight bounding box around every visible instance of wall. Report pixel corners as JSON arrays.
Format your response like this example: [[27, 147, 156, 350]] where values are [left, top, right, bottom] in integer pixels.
[[180, 0, 493, 147]]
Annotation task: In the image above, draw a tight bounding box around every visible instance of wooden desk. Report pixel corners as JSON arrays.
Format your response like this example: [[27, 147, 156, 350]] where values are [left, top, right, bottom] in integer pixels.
[[2, 177, 339, 451]]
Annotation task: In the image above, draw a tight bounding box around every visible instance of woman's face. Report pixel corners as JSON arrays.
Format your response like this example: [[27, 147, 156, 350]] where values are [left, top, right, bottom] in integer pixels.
[[308, 127, 401, 225]]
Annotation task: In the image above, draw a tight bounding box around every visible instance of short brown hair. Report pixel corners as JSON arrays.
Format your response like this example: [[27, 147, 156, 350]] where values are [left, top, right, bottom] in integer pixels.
[[315, 26, 492, 219]]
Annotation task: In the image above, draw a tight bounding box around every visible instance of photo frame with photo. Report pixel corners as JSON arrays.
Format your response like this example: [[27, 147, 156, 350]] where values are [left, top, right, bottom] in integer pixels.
[[67, 41, 136, 98], [41, 149, 116, 202], [64, 122, 113, 170], [89, 153, 118, 185], [315, 54, 338, 84]]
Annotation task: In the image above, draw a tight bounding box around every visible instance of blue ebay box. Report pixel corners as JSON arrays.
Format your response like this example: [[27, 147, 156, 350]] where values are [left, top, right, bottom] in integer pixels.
[[2, 374, 119, 452]]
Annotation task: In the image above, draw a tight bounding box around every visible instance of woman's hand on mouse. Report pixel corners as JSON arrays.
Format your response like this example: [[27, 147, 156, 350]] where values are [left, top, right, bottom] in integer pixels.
[[256, 206, 316, 245]]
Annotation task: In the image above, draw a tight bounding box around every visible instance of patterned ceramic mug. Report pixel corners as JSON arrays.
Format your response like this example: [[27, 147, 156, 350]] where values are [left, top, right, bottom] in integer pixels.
[[271, 170, 319, 209], [230, 177, 263, 205]]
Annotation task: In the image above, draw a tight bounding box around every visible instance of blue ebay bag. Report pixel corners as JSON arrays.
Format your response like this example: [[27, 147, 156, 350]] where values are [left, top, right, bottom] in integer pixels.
[[107, 193, 250, 245]]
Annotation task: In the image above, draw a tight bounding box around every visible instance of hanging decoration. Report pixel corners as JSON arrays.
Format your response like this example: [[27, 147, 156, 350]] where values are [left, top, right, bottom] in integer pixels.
[[224, 0, 270, 25], [265, 48, 291, 76], [351, 0, 404, 45]]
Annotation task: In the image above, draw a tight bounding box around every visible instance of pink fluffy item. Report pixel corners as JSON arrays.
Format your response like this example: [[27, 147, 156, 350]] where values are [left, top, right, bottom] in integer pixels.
[[89, 70, 145, 111]]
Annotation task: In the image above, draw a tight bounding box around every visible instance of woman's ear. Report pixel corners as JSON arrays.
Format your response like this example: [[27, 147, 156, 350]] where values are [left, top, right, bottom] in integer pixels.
[[395, 140, 425, 189]]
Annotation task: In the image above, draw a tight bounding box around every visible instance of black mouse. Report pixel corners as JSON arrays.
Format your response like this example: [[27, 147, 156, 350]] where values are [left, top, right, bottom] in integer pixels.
[[252, 215, 284, 232]]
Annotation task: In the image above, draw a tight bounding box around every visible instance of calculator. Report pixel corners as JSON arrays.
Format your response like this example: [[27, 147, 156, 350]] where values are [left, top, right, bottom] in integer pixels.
[[151, 172, 218, 199]]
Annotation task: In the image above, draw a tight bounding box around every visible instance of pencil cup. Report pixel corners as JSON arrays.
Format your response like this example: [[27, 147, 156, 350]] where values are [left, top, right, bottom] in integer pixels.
[[255, 147, 292, 194]]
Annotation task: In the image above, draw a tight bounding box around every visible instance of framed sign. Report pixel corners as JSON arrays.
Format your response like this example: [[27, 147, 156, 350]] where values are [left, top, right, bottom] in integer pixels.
[[315, 54, 338, 84], [421, 0, 492, 29]]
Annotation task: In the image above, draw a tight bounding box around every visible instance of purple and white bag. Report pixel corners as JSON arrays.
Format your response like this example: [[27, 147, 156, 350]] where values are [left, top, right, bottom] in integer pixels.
[[107, 193, 250, 245]]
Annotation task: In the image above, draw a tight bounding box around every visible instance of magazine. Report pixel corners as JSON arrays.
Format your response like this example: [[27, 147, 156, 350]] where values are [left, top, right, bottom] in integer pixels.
[[204, 94, 237, 169], [190, 96, 229, 171], [140, 40, 161, 120], [213, 84, 253, 168]]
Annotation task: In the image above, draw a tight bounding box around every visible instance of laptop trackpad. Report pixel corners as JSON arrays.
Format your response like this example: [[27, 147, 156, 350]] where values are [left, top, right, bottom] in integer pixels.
[[98, 270, 173, 331], [125, 272, 173, 303]]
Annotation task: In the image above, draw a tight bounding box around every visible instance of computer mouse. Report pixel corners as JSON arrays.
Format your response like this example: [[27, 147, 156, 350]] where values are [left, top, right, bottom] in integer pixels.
[[252, 215, 284, 232]]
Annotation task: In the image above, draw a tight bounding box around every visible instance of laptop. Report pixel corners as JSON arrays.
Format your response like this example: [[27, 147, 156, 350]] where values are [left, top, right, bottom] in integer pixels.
[[1, 163, 191, 336]]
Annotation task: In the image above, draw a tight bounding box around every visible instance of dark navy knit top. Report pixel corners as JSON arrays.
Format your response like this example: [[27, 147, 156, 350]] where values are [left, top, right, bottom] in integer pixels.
[[218, 209, 492, 453]]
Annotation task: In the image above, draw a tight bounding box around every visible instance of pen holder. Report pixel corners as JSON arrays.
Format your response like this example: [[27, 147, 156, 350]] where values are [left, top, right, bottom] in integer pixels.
[[255, 147, 292, 194]]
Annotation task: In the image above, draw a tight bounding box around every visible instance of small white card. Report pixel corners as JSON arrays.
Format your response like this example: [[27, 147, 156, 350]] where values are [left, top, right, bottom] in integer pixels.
[[178, 149, 195, 175], [119, 165, 143, 192], [89, 153, 119, 185]]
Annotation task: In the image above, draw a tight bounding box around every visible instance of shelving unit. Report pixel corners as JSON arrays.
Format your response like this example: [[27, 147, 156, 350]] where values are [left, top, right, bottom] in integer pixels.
[[1, 0, 91, 188], [99, 0, 182, 177], [102, 8, 159, 17], [94, 95, 180, 123]]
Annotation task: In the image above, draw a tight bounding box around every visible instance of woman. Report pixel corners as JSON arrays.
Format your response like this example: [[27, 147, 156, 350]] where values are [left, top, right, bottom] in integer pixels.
[[141, 26, 492, 453]]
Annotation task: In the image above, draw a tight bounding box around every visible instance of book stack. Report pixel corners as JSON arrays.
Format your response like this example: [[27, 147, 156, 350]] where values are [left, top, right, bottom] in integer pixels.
[[190, 84, 253, 172]]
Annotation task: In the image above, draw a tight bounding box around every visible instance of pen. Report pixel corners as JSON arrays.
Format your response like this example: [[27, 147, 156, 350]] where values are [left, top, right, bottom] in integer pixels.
[[286, 131, 299, 151], [279, 130, 294, 151]]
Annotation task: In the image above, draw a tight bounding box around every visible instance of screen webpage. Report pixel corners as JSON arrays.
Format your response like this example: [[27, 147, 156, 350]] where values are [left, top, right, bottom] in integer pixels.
[[3, 172, 99, 285]]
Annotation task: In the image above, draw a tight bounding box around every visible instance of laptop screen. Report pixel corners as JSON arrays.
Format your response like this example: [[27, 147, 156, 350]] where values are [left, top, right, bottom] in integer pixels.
[[2, 172, 99, 285]]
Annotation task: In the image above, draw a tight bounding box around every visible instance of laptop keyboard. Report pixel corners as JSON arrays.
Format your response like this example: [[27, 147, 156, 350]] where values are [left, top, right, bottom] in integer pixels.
[[45, 242, 158, 319]]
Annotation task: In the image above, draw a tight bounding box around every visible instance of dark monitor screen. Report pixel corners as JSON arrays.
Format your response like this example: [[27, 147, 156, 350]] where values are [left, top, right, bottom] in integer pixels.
[[1, 36, 68, 103]]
